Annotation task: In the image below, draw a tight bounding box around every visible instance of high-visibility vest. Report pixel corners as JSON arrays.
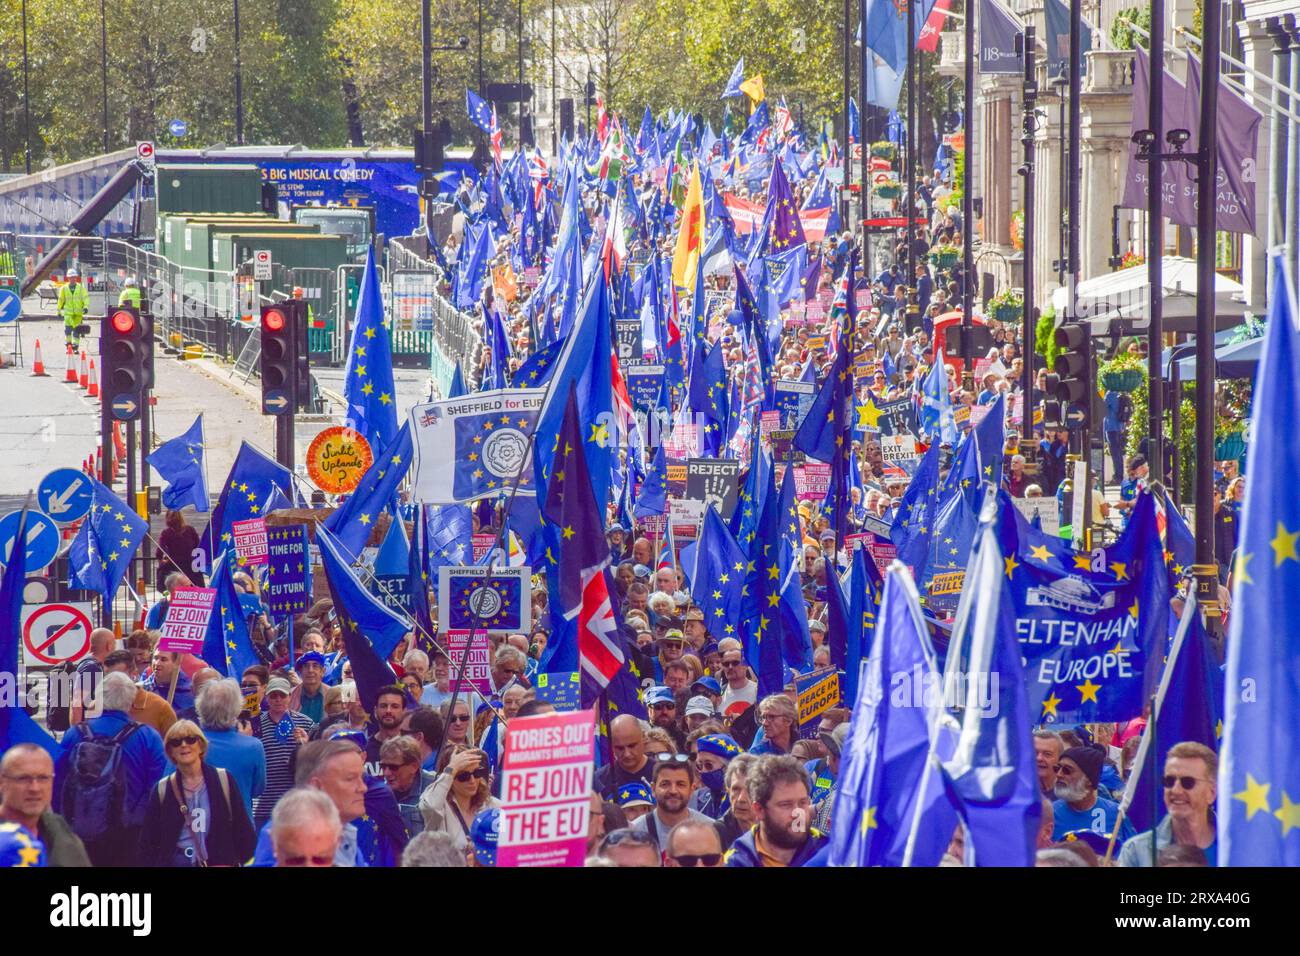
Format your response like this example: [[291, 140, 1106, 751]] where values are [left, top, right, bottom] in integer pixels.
[[58, 283, 89, 321], [118, 287, 142, 308]]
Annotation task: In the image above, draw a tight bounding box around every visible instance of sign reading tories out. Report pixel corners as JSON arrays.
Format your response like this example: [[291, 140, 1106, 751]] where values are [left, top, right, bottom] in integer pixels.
[[498, 709, 596, 867], [158, 586, 217, 654]]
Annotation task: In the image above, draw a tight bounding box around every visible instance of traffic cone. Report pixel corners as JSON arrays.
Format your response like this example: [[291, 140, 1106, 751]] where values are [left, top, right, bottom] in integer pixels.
[[64, 345, 78, 382], [78, 350, 89, 388], [31, 340, 47, 376], [87, 359, 99, 398], [113, 420, 126, 459]]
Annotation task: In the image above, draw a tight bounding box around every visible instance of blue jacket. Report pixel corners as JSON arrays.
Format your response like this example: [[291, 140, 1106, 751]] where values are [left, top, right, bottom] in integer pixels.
[[168, 727, 266, 820], [53, 711, 167, 825], [143, 669, 194, 715], [725, 824, 829, 867]]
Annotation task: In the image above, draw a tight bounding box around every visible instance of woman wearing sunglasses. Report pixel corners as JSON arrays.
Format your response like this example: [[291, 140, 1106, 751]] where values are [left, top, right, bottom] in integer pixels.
[[137, 720, 257, 867], [419, 747, 499, 853]]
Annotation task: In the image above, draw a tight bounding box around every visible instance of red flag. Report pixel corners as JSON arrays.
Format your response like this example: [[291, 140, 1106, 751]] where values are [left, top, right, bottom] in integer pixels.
[[917, 0, 953, 53]]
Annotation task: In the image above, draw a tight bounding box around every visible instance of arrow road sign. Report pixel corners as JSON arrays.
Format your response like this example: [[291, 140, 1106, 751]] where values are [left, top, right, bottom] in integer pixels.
[[0, 510, 61, 571], [0, 288, 21, 324], [264, 390, 290, 413], [112, 396, 139, 420], [168, 119, 188, 137], [38, 468, 94, 523], [21, 603, 95, 667]]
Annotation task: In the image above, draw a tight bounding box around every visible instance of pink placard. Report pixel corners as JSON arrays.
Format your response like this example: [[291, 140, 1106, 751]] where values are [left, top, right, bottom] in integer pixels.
[[158, 586, 217, 654], [498, 709, 597, 867], [232, 517, 268, 566], [444, 629, 493, 697], [796, 462, 832, 501], [472, 533, 497, 563]]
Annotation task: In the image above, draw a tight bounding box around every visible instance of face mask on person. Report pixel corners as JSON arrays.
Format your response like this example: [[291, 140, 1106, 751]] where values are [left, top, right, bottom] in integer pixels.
[[700, 768, 725, 793]]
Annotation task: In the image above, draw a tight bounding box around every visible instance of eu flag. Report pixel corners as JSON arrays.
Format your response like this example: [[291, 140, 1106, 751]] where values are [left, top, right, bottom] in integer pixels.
[[831, 563, 956, 867], [634, 443, 668, 519], [843, 541, 884, 706], [466, 88, 494, 134], [483, 304, 512, 391], [455, 221, 494, 311], [445, 573, 524, 631], [690, 505, 747, 641], [972, 393, 1006, 487], [890, 440, 942, 574], [147, 413, 209, 512], [722, 57, 745, 98], [425, 503, 473, 568], [344, 248, 399, 454], [201, 549, 262, 679], [68, 477, 149, 602], [941, 495, 1042, 866], [408, 507, 437, 653], [919, 359, 957, 445], [511, 337, 563, 389], [687, 340, 729, 457], [0, 509, 57, 756], [1219, 259, 1300, 866], [323, 421, 413, 560], [316, 524, 407, 711]]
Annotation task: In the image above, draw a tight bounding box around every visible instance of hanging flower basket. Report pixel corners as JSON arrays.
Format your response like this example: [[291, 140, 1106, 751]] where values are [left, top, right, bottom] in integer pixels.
[[873, 182, 901, 200], [1100, 369, 1145, 392], [1214, 430, 1246, 462], [993, 303, 1021, 324], [930, 247, 959, 268], [870, 142, 898, 161]]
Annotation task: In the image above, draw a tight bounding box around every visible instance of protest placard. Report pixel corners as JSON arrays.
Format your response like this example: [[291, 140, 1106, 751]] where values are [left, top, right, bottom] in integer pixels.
[[267, 525, 311, 615], [498, 709, 596, 867], [685, 458, 741, 520], [532, 671, 581, 711], [795, 462, 832, 501], [232, 517, 268, 567], [472, 533, 497, 563], [795, 670, 841, 736], [1013, 496, 1061, 536], [880, 433, 918, 466], [444, 629, 493, 696], [437, 566, 532, 633], [158, 587, 217, 654]]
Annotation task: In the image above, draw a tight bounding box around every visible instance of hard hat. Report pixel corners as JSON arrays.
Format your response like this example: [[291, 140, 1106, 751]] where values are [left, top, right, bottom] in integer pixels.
[[292, 287, 304, 297], [65, 268, 79, 278], [125, 276, 138, 287]]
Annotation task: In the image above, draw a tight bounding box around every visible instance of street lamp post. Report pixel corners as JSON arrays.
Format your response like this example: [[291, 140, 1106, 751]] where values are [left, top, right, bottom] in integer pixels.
[[100, 0, 109, 152], [960, 0, 974, 379], [1146, 0, 1164, 486], [22, 0, 31, 175], [234, 0, 245, 145], [842, 0, 852, 228], [1018, 24, 1037, 444]]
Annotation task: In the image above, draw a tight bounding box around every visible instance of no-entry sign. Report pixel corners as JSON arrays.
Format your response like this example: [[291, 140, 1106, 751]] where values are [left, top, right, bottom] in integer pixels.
[[21, 603, 95, 667]]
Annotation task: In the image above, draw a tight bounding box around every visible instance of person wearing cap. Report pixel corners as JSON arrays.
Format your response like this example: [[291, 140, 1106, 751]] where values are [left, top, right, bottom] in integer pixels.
[[684, 696, 716, 733], [1051, 745, 1133, 845], [628, 754, 718, 858], [288, 651, 328, 725], [252, 676, 315, 830], [691, 675, 723, 712], [467, 808, 499, 866], [644, 685, 686, 750], [683, 606, 708, 652], [689, 733, 742, 820], [606, 523, 627, 563], [615, 781, 655, 823], [810, 721, 851, 833], [654, 625, 686, 683], [58, 268, 89, 349], [593, 714, 654, 801]]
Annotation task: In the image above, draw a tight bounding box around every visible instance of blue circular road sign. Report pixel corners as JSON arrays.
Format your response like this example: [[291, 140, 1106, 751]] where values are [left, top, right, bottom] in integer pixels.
[[0, 289, 21, 324], [0, 510, 62, 571], [169, 119, 188, 137], [37, 469, 95, 524]]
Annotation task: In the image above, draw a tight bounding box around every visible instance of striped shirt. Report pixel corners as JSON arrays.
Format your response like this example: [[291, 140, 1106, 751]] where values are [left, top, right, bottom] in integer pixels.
[[253, 710, 316, 828]]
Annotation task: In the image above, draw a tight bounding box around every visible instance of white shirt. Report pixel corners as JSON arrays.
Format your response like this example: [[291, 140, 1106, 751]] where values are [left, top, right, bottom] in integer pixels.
[[721, 680, 757, 711]]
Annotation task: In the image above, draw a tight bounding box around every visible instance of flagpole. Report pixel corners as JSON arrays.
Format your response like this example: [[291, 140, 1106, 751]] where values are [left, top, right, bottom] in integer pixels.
[[905, 0, 917, 323], [1100, 591, 1198, 864], [897, 562, 947, 867]]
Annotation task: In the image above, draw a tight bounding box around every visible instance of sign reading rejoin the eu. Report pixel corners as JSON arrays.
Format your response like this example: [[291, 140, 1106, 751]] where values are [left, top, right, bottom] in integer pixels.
[[267, 524, 311, 614], [437, 565, 532, 634]]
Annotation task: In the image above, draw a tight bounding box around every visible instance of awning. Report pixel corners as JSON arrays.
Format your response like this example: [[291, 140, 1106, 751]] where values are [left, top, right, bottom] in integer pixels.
[[1164, 334, 1263, 381]]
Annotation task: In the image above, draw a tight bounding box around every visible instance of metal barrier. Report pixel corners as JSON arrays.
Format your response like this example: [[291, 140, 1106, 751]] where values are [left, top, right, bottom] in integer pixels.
[[388, 234, 483, 392]]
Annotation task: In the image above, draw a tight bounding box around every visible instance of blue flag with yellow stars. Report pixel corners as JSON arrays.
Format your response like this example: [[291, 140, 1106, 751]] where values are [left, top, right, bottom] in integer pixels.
[[68, 478, 149, 602], [408, 507, 437, 653], [511, 337, 563, 389], [730, 441, 770, 547], [316, 524, 406, 712], [922, 431, 984, 606], [445, 572, 524, 631], [831, 563, 956, 867], [941, 498, 1041, 867], [973, 394, 1006, 487], [201, 550, 262, 679], [634, 443, 668, 519], [690, 505, 747, 641], [425, 503, 473, 569], [146, 413, 209, 512], [344, 247, 399, 454], [998, 489, 1167, 724], [762, 156, 806, 255], [687, 340, 729, 458], [205, 442, 293, 559], [323, 421, 412, 561], [890, 440, 942, 574], [0, 509, 57, 756], [1220, 258, 1300, 866]]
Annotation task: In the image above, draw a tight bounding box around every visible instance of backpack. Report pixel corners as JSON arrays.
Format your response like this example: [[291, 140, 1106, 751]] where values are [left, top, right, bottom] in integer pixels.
[[44, 661, 79, 732], [60, 722, 144, 843]]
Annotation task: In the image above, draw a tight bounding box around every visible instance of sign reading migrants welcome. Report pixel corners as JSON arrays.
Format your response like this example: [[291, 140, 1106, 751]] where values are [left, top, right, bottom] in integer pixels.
[[498, 709, 596, 867]]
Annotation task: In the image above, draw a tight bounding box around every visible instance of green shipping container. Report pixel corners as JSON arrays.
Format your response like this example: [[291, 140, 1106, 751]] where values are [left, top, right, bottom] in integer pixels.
[[155, 164, 263, 215], [215, 233, 350, 274]]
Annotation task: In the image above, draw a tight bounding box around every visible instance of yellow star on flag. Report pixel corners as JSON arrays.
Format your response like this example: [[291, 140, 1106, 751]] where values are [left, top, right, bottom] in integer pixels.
[[1109, 561, 1128, 581], [1030, 544, 1052, 562], [1004, 554, 1019, 579], [1041, 693, 1062, 720], [1233, 774, 1271, 820], [860, 806, 878, 835], [1275, 791, 1300, 836], [1270, 522, 1299, 566], [856, 401, 882, 429], [1075, 679, 1101, 704]]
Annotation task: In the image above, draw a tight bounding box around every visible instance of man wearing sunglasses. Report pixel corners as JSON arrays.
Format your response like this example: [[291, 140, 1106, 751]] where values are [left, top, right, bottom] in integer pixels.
[[1119, 742, 1219, 867], [1050, 745, 1134, 845], [665, 819, 725, 867], [719, 649, 757, 712], [627, 753, 719, 858]]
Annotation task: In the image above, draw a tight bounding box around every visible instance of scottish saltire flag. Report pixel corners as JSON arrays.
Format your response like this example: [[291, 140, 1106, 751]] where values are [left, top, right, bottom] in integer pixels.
[[147, 414, 209, 512], [344, 247, 399, 453], [0, 509, 57, 755], [467, 89, 494, 134], [323, 422, 412, 560], [201, 550, 261, 679], [722, 57, 745, 98], [316, 524, 406, 711], [542, 387, 627, 700], [832, 563, 956, 866], [1220, 259, 1300, 866], [445, 572, 524, 630], [865, 0, 939, 72], [425, 504, 473, 568], [941, 495, 1041, 866], [691, 506, 747, 641], [919, 360, 957, 444], [999, 490, 1168, 723], [68, 477, 149, 601], [1121, 593, 1221, 836]]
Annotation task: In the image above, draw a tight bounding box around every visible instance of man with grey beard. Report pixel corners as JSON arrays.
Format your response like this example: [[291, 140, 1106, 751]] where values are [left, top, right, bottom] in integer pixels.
[[1049, 745, 1134, 846]]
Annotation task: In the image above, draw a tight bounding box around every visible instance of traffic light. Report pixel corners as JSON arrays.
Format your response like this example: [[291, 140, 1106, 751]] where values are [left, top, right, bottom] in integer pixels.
[[286, 299, 311, 412], [102, 306, 145, 420], [136, 304, 156, 391], [260, 304, 294, 415], [1053, 323, 1091, 404], [1041, 372, 1063, 427]]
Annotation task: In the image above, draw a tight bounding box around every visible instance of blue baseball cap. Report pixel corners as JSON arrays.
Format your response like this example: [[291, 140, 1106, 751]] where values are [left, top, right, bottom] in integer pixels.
[[691, 675, 722, 696], [295, 651, 326, 670], [616, 781, 655, 808], [695, 734, 741, 761], [644, 686, 675, 707], [470, 808, 500, 867], [1061, 829, 1111, 855]]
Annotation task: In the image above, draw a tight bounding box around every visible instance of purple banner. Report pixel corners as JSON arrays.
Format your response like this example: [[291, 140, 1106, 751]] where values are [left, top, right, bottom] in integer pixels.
[[1121, 48, 1260, 236]]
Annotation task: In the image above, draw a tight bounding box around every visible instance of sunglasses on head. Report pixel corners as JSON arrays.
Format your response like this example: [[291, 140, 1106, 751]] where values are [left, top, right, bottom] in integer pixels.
[[671, 853, 722, 867], [1163, 775, 1203, 791], [655, 752, 689, 763], [167, 735, 201, 749]]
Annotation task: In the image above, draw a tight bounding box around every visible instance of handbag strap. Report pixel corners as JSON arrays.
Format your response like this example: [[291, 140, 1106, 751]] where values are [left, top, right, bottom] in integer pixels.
[[170, 772, 210, 867]]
